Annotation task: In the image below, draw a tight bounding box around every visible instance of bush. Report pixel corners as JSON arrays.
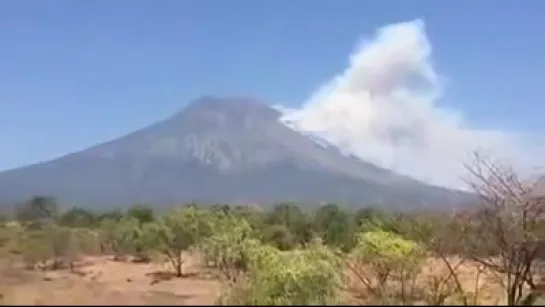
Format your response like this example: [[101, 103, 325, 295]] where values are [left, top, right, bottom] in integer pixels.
[[98, 217, 153, 261], [201, 213, 259, 281], [222, 241, 346, 305], [262, 224, 296, 251], [16, 224, 77, 270], [349, 230, 426, 304], [147, 206, 213, 276]]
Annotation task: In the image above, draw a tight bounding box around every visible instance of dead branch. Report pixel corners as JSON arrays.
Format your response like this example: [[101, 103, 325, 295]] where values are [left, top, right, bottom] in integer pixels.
[[461, 152, 545, 305]]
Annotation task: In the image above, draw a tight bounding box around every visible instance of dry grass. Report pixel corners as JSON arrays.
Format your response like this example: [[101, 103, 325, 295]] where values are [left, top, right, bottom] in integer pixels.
[[422, 257, 505, 305], [345, 256, 506, 305]]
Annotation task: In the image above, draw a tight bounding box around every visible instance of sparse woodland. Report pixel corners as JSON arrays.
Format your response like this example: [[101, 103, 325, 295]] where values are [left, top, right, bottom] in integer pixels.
[[1, 154, 545, 305]]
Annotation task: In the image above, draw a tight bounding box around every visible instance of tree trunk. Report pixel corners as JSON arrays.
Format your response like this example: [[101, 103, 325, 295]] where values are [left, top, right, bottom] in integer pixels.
[[175, 256, 184, 277]]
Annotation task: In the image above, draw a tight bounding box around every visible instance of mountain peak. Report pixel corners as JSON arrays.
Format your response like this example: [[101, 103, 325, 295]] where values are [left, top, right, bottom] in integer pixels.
[[163, 96, 280, 131], [189, 95, 264, 107], [167, 96, 279, 126], [184, 96, 273, 113]]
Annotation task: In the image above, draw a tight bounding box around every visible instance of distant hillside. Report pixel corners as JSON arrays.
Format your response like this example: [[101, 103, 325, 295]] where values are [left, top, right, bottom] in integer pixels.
[[0, 96, 474, 209]]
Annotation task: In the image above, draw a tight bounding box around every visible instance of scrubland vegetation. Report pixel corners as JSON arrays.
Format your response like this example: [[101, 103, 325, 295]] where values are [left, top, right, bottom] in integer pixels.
[[0, 154, 545, 305]]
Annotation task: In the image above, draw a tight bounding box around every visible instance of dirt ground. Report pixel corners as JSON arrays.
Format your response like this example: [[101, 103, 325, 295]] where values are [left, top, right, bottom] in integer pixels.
[[0, 254, 507, 305], [0, 253, 222, 305]]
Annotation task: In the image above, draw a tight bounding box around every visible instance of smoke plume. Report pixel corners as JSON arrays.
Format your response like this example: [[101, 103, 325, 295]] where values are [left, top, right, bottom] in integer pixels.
[[280, 19, 543, 190]]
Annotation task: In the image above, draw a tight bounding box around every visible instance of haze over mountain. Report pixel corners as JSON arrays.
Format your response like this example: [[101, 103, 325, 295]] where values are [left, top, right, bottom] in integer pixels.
[[0, 96, 472, 210]]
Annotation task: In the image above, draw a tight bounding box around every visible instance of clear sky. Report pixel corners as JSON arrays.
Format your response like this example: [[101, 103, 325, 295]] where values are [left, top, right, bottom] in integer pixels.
[[1, 1, 545, 187]]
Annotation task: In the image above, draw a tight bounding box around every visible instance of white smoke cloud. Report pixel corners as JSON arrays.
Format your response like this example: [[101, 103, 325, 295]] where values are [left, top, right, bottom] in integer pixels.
[[279, 19, 544, 190]]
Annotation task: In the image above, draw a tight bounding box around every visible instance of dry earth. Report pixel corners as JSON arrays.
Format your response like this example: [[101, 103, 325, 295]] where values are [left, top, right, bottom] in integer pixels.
[[0, 254, 507, 305], [0, 253, 222, 305]]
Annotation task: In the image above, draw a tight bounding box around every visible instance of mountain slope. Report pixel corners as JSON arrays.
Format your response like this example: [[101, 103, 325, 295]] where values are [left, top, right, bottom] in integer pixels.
[[0, 97, 473, 209]]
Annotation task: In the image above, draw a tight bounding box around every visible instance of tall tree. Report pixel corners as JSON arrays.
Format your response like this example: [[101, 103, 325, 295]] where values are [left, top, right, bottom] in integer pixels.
[[126, 204, 155, 225], [15, 195, 59, 228], [266, 202, 312, 246], [58, 207, 96, 228], [313, 203, 354, 251]]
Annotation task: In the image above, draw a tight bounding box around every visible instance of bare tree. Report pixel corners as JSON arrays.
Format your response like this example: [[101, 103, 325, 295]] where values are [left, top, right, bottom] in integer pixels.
[[388, 211, 485, 305], [462, 152, 545, 305]]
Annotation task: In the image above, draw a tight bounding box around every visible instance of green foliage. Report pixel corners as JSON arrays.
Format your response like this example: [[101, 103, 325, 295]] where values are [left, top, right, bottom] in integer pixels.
[[15, 196, 59, 228], [2, 219, 101, 270], [114, 217, 154, 260], [353, 230, 425, 272], [0, 221, 24, 254], [58, 207, 97, 228], [350, 230, 427, 304], [16, 224, 76, 269], [210, 204, 232, 215], [147, 206, 213, 276], [97, 209, 124, 222], [97, 216, 152, 260], [224, 241, 346, 305], [2, 200, 495, 305], [98, 217, 120, 255], [68, 227, 102, 255], [262, 224, 296, 251], [202, 213, 259, 281], [313, 203, 354, 251], [126, 204, 155, 225], [17, 229, 51, 267], [264, 203, 314, 248], [401, 214, 442, 243], [231, 205, 265, 231], [354, 207, 382, 225], [354, 207, 391, 232]]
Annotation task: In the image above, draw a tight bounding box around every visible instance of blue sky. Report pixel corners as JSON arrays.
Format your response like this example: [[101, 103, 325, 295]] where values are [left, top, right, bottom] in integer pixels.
[[1, 1, 545, 180]]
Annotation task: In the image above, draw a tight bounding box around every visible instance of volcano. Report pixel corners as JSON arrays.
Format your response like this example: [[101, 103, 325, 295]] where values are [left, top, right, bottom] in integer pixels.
[[0, 96, 473, 209]]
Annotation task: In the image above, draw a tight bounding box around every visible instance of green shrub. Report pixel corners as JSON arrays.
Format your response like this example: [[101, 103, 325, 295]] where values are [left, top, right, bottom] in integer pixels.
[[223, 241, 345, 305]]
